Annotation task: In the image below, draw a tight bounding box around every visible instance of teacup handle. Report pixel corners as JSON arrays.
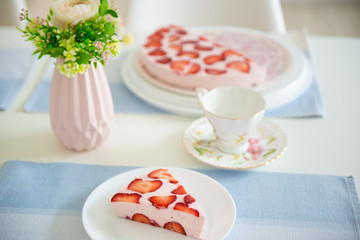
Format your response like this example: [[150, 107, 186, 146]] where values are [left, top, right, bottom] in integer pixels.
[[195, 88, 208, 110]]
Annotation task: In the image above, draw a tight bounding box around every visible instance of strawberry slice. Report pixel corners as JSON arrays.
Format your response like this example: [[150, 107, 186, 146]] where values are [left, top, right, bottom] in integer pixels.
[[169, 44, 182, 52], [199, 35, 209, 41], [184, 194, 196, 204], [148, 49, 166, 56], [195, 45, 213, 51], [148, 195, 177, 209], [128, 179, 162, 194], [148, 169, 179, 183], [169, 35, 180, 42], [156, 57, 171, 64], [177, 51, 199, 58], [147, 33, 163, 41], [171, 185, 187, 195], [163, 222, 186, 235], [181, 40, 197, 45], [205, 68, 227, 75], [174, 202, 200, 217], [204, 55, 224, 65], [170, 60, 190, 72], [222, 49, 243, 57], [155, 27, 170, 34], [187, 63, 201, 74], [144, 40, 162, 48], [226, 61, 250, 73], [132, 213, 160, 227], [111, 193, 141, 203], [176, 29, 187, 35]]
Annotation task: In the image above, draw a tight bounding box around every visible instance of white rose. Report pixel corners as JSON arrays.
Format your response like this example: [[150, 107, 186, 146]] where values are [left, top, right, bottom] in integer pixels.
[[51, 0, 98, 28]]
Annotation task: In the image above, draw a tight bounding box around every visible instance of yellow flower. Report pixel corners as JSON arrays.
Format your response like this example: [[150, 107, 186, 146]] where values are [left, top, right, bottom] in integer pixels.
[[63, 49, 77, 62], [122, 33, 134, 45]]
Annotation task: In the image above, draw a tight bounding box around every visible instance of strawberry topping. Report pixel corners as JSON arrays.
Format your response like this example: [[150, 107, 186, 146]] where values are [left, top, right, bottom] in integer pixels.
[[169, 35, 181, 42], [148, 169, 179, 183], [170, 60, 190, 72], [222, 49, 243, 57], [195, 45, 213, 51], [156, 57, 171, 64], [171, 185, 187, 195], [187, 63, 201, 74], [148, 49, 166, 56], [174, 202, 200, 217], [144, 40, 162, 48], [127, 179, 162, 194], [163, 222, 186, 235], [226, 61, 250, 73], [177, 51, 199, 58], [205, 68, 227, 75], [147, 33, 163, 41], [111, 193, 141, 203], [184, 194, 196, 204], [204, 55, 224, 65], [169, 44, 182, 52], [148, 195, 177, 209]]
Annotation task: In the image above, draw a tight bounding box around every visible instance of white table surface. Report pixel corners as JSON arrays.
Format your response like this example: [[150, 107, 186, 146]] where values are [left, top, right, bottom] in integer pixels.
[[0, 27, 359, 192]]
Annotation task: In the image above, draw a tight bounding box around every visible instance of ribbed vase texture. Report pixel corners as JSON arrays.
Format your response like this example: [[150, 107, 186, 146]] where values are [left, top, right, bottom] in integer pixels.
[[49, 62, 114, 151]]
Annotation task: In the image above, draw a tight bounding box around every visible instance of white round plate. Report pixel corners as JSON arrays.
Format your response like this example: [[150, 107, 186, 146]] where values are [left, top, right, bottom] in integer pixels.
[[82, 167, 236, 240], [183, 117, 287, 169], [121, 26, 314, 117]]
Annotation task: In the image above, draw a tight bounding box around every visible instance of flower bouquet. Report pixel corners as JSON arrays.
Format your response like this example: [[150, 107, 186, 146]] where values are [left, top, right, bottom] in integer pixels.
[[18, 0, 133, 151]]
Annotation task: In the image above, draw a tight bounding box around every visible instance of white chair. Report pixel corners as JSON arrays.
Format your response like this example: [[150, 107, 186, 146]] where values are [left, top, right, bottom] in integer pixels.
[[123, 0, 286, 34], [0, 0, 27, 27]]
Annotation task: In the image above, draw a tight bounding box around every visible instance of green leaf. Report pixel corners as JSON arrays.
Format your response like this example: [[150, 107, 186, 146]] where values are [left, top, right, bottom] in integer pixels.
[[32, 49, 41, 55], [98, 0, 109, 16], [106, 9, 118, 18], [104, 22, 114, 35], [48, 47, 66, 58], [76, 51, 92, 64]]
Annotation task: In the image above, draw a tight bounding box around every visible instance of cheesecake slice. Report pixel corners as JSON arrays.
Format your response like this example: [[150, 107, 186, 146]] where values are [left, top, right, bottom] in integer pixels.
[[111, 168, 205, 239]]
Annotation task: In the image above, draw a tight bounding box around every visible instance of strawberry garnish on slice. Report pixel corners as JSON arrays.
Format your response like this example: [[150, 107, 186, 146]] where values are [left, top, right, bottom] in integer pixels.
[[132, 213, 160, 227], [226, 61, 250, 73], [176, 29, 187, 35], [148, 195, 177, 209], [204, 55, 224, 65], [145, 40, 162, 48], [222, 49, 243, 58], [205, 68, 227, 75], [148, 169, 179, 183], [170, 60, 190, 72], [163, 222, 186, 235], [187, 63, 201, 75], [111, 193, 141, 203], [177, 51, 199, 58], [156, 57, 171, 64], [171, 185, 187, 195], [184, 194, 196, 204], [128, 179, 162, 194], [148, 49, 166, 56], [174, 202, 200, 217]]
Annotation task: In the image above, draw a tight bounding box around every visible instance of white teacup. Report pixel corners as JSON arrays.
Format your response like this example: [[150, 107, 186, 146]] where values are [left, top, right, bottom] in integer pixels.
[[196, 87, 266, 154]]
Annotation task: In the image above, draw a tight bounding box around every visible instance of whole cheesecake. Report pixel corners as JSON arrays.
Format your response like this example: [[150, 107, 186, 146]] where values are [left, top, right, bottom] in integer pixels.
[[139, 25, 267, 91]]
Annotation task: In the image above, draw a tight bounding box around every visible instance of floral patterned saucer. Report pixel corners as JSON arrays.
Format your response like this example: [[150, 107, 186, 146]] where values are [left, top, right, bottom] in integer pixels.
[[183, 117, 287, 169]]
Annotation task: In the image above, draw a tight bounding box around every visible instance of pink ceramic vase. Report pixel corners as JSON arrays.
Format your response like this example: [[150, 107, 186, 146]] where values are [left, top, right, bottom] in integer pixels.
[[49, 60, 114, 151]]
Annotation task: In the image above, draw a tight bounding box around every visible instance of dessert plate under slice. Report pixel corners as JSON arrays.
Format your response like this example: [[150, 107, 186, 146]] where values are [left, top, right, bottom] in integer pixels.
[[183, 117, 287, 169], [82, 167, 236, 240]]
